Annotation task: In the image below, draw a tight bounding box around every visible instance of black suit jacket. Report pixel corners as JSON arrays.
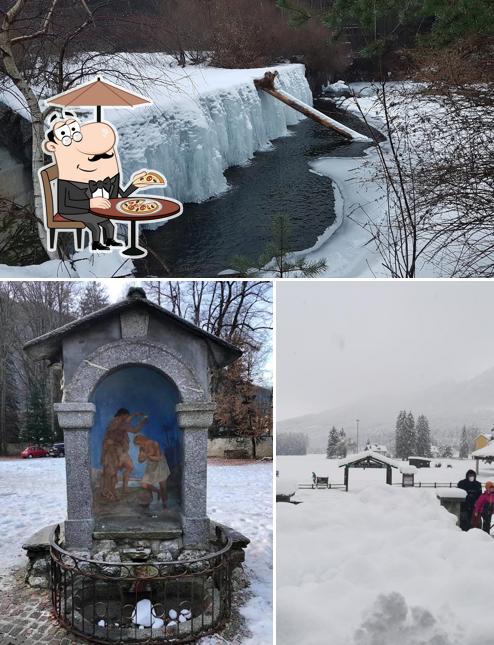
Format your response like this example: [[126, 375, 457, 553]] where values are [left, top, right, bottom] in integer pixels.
[[57, 174, 136, 216]]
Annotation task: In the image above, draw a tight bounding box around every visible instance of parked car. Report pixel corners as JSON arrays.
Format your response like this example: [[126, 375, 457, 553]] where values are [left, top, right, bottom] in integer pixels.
[[20, 446, 49, 459], [49, 443, 65, 458]]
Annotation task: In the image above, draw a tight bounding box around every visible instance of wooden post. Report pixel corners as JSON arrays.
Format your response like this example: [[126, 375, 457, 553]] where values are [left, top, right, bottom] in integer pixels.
[[253, 71, 372, 143], [344, 465, 349, 491], [386, 465, 392, 485]]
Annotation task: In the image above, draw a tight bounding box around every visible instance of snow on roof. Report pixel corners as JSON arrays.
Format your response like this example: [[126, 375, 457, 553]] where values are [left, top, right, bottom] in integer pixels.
[[472, 444, 494, 458], [276, 478, 298, 497], [399, 466, 418, 475], [338, 450, 400, 468], [436, 489, 467, 500], [409, 456, 432, 461], [475, 433, 494, 440]]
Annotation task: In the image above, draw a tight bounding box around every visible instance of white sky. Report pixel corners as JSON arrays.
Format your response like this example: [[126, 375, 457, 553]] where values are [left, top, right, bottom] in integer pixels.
[[277, 280, 494, 421]]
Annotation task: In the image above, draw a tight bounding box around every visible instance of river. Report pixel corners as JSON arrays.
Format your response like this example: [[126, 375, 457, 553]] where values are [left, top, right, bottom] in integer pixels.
[[136, 97, 376, 277]]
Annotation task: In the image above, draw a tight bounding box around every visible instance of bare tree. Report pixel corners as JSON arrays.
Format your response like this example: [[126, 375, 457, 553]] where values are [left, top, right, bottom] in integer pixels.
[[0, 1, 175, 257]]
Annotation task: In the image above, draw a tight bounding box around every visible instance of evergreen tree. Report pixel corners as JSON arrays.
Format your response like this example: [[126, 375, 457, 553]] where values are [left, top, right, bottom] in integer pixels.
[[403, 411, 416, 458], [395, 410, 407, 458], [440, 444, 454, 459], [21, 381, 52, 445], [459, 426, 469, 458], [416, 414, 432, 457], [326, 426, 341, 458], [78, 282, 110, 317], [338, 428, 347, 457]]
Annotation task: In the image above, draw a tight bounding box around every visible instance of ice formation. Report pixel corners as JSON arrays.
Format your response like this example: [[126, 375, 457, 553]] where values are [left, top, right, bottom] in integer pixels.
[[108, 64, 313, 206]]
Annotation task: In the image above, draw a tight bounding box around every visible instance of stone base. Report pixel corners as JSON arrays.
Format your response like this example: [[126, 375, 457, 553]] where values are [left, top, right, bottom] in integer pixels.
[[182, 516, 210, 548], [65, 518, 94, 549], [22, 524, 57, 590], [93, 514, 182, 540]]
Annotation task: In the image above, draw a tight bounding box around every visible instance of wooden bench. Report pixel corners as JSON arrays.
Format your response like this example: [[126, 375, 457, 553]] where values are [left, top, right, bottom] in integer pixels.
[[312, 473, 329, 489]]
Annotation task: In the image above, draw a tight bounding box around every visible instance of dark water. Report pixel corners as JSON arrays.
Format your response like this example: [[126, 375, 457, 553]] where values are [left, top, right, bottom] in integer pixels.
[[136, 98, 374, 277]]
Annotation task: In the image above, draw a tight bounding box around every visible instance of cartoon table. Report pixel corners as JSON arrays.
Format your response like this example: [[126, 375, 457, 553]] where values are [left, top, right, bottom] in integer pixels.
[[90, 197, 183, 258]]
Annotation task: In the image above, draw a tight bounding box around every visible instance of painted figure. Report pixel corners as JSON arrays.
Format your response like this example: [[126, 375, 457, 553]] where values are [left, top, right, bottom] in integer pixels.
[[134, 434, 170, 508], [100, 408, 148, 501], [42, 112, 164, 252]]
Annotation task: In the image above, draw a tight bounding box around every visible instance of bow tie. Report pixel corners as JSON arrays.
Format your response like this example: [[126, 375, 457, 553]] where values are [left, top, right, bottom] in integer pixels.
[[89, 177, 112, 193]]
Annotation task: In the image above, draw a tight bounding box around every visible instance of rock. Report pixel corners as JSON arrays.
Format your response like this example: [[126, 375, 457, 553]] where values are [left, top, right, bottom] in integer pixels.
[[132, 599, 154, 627], [231, 566, 249, 592], [156, 550, 173, 563], [159, 539, 181, 559], [92, 540, 116, 553], [152, 617, 164, 629], [131, 599, 163, 628], [121, 547, 152, 561], [31, 557, 50, 575], [27, 575, 50, 589]]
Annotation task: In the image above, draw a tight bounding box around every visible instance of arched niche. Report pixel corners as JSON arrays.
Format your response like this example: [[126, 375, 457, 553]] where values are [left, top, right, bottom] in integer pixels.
[[89, 364, 182, 526]]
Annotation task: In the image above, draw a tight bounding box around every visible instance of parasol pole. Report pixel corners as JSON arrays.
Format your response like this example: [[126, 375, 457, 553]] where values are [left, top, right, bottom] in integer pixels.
[[96, 77, 101, 121]]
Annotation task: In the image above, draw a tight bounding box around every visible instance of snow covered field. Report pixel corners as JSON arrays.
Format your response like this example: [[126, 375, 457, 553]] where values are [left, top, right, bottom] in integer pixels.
[[277, 454, 494, 645], [0, 458, 272, 644]]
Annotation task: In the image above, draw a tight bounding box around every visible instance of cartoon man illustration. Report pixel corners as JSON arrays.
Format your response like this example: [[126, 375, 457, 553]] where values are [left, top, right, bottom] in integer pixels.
[[42, 112, 164, 252], [100, 408, 148, 502]]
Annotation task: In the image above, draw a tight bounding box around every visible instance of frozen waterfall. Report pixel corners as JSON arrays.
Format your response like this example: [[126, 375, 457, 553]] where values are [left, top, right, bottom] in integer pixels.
[[110, 64, 313, 206]]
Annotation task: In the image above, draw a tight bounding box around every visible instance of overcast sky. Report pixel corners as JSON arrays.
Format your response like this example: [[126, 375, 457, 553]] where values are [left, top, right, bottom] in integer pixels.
[[277, 281, 494, 421]]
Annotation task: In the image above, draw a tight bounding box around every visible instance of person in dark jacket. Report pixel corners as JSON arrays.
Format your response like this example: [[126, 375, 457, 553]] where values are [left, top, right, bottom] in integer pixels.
[[457, 469, 482, 531]]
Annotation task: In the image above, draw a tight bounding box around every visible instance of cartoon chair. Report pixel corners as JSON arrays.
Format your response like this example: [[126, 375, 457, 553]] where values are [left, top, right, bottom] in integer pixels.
[[39, 162, 85, 252]]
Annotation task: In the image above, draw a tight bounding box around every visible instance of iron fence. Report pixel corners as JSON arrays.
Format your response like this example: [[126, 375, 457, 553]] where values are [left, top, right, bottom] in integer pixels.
[[50, 525, 232, 644]]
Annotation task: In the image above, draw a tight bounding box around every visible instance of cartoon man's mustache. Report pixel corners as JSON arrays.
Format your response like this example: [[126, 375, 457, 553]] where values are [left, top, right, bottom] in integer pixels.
[[88, 152, 114, 162]]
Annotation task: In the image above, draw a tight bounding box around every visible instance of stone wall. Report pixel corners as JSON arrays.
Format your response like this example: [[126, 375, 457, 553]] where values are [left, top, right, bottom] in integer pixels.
[[207, 436, 272, 459]]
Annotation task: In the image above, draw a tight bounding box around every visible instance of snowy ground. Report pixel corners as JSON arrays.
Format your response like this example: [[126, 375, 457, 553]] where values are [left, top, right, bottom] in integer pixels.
[[277, 454, 494, 645], [0, 458, 272, 644]]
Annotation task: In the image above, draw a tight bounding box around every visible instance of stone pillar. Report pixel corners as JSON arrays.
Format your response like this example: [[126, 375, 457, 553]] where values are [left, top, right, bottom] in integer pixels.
[[53, 402, 96, 550], [176, 402, 215, 548]]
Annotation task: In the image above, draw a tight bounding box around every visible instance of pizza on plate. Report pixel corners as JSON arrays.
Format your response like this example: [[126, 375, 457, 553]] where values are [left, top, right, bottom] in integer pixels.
[[117, 198, 162, 215]]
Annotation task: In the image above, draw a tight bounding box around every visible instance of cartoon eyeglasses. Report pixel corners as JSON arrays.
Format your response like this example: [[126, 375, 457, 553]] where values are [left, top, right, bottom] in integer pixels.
[[53, 120, 83, 146]]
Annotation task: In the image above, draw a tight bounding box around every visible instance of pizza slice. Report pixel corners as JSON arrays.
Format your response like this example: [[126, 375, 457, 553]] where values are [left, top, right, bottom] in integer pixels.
[[133, 170, 167, 187]]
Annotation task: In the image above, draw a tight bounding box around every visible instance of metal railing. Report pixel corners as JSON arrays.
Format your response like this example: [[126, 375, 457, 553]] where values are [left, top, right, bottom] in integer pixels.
[[298, 483, 347, 490], [50, 525, 232, 644], [391, 482, 457, 488]]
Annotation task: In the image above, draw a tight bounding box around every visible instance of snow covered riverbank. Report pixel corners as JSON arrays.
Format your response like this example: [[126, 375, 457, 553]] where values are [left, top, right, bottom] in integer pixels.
[[0, 458, 272, 644], [277, 454, 494, 645]]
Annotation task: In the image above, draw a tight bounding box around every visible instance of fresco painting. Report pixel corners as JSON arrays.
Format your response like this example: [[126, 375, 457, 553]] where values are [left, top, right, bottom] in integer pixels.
[[90, 365, 182, 518]]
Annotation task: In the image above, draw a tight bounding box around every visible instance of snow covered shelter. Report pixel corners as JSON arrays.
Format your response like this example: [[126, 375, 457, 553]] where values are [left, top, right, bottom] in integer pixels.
[[472, 444, 494, 474], [23, 287, 248, 644], [338, 451, 400, 491]]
